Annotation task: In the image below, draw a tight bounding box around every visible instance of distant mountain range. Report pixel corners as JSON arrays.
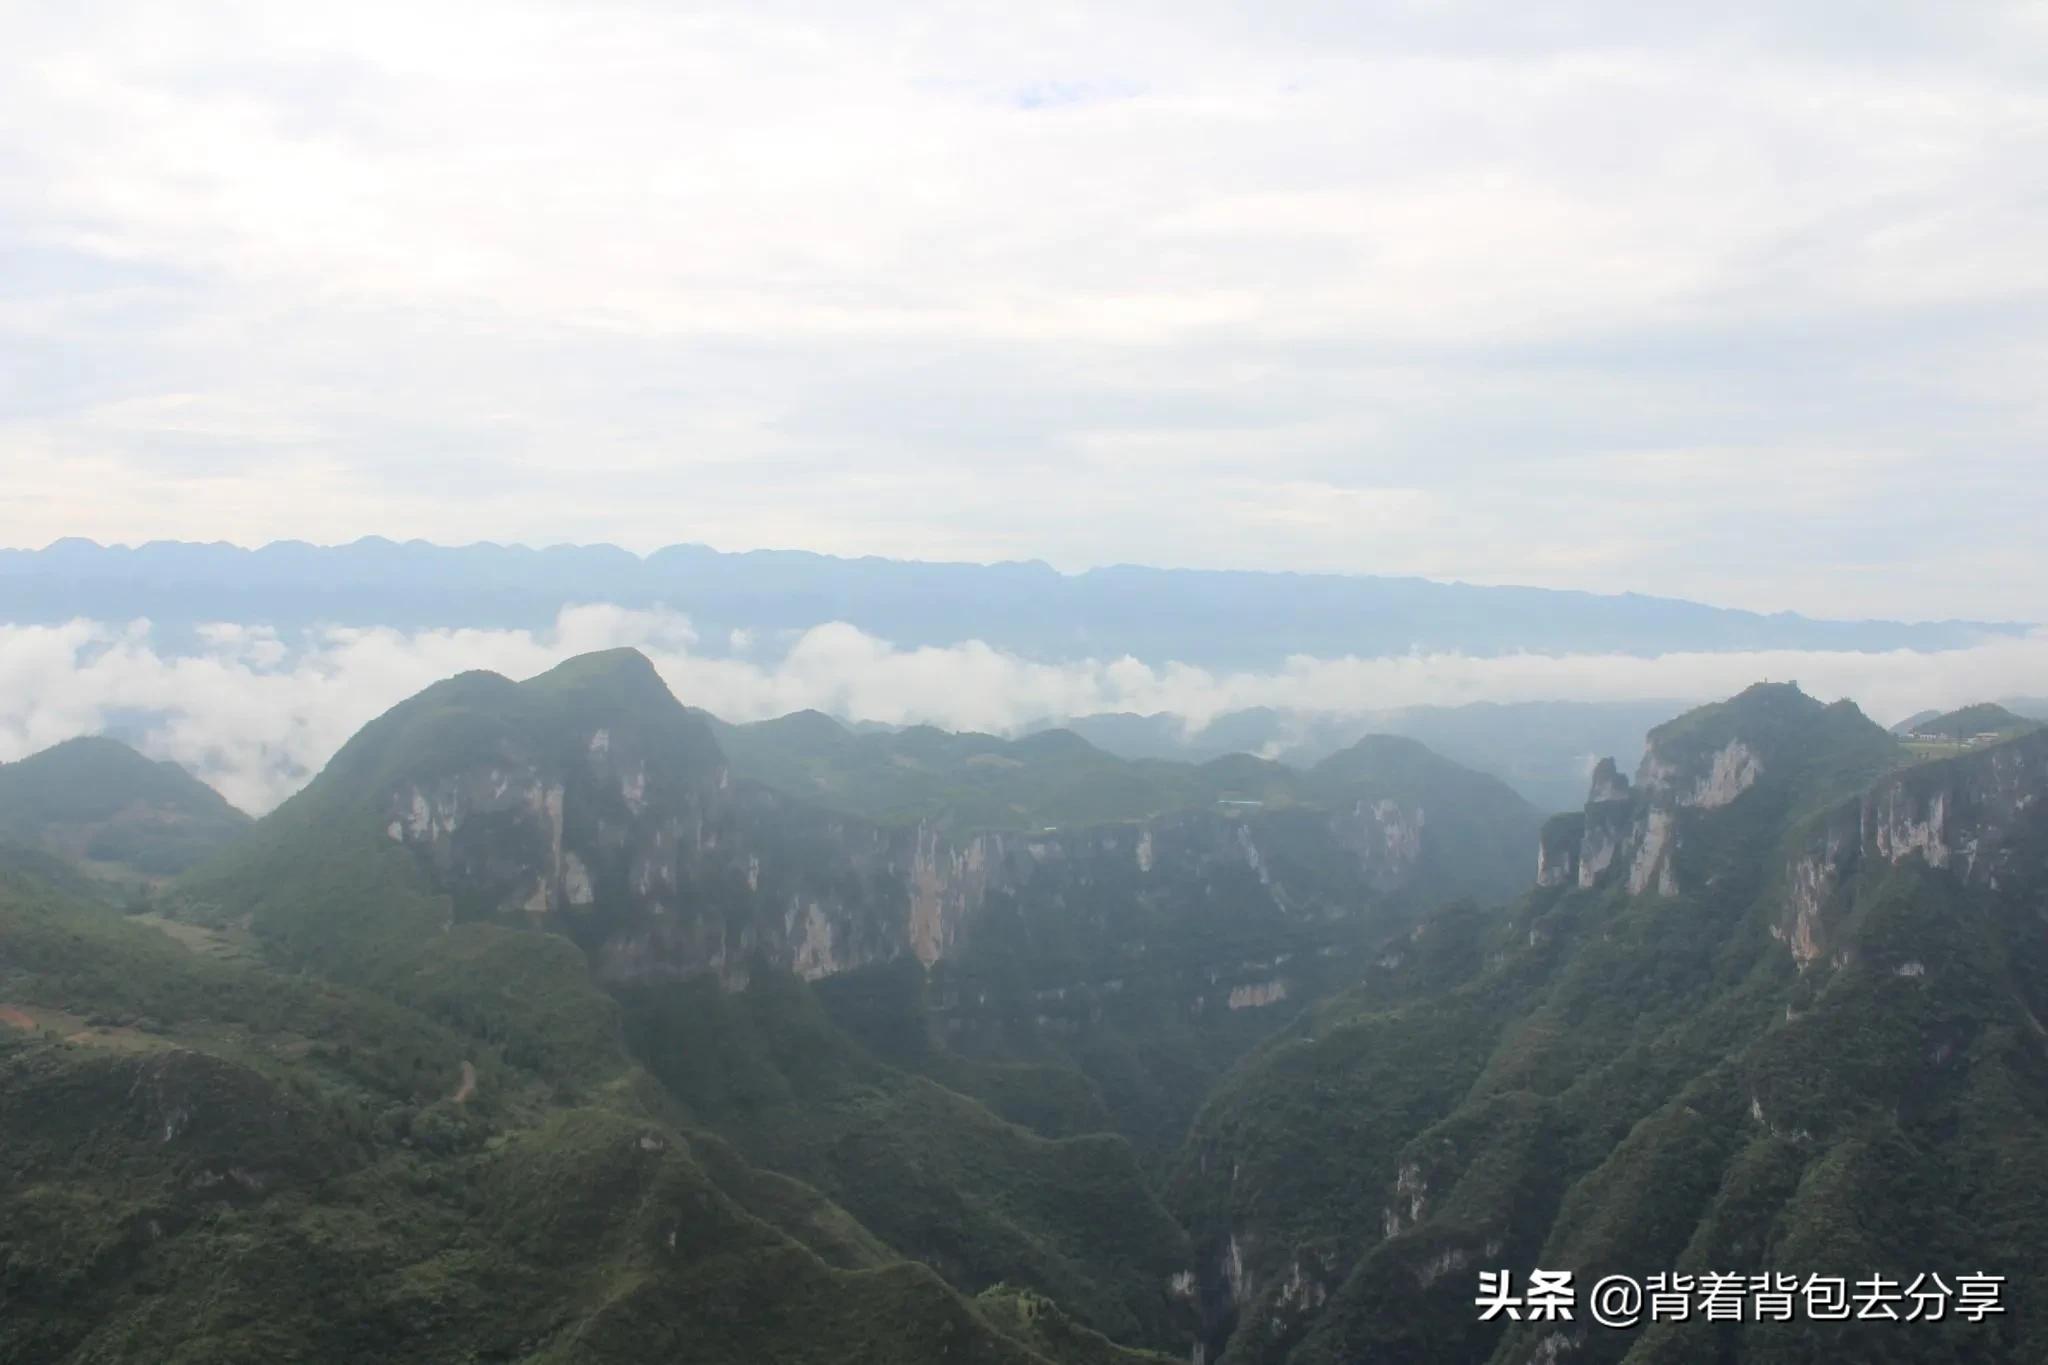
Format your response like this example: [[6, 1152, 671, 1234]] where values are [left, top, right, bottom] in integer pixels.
[[0, 538, 2026, 667]]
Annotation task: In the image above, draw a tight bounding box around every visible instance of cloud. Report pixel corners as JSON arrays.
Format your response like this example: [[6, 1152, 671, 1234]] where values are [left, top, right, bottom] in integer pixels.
[[0, 3, 2044, 620], [1, 606, 2042, 815]]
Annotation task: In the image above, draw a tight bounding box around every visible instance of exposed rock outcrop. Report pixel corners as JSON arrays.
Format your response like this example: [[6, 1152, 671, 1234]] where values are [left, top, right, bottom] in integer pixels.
[[370, 652, 1501, 994], [1768, 727, 2048, 966], [1575, 782, 1638, 891], [1536, 813, 1583, 888], [1586, 756, 1630, 805], [1549, 685, 1873, 901]]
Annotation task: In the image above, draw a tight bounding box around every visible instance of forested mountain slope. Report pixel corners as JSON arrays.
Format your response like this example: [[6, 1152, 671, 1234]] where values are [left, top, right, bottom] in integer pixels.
[[0, 647, 1523, 1360], [0, 736, 250, 888], [1, 860, 1187, 1364], [1169, 685, 2048, 1364], [178, 649, 1536, 1169], [16, 663, 2034, 1362]]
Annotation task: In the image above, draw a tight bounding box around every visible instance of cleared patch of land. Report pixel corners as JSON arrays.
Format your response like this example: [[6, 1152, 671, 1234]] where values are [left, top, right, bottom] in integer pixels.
[[131, 910, 260, 964], [0, 1001, 164, 1051]]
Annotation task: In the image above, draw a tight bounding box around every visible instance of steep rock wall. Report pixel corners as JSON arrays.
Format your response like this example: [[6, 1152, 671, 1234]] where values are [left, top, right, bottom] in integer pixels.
[[384, 720, 1457, 991], [1769, 729, 2048, 966], [1562, 733, 1772, 900]]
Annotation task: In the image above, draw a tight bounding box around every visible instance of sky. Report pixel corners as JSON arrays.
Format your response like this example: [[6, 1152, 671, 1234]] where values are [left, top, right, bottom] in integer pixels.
[[4, 1, 2047, 621]]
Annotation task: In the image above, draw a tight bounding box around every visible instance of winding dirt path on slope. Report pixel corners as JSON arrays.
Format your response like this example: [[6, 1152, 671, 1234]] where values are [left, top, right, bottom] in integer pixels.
[[0, 1004, 36, 1031]]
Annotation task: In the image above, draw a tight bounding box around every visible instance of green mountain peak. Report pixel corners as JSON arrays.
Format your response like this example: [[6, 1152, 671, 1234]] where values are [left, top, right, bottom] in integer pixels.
[[1172, 698, 2048, 1364], [14, 671, 2048, 1363], [521, 645, 678, 709], [1905, 701, 2037, 740], [0, 734, 249, 883]]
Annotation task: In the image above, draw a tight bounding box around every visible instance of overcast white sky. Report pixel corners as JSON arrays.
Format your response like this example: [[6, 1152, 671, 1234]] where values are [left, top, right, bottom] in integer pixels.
[[4, 1, 2047, 619]]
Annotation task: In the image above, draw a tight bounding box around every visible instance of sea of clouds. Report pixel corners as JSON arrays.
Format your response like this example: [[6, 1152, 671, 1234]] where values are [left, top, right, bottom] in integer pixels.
[[1, 604, 2043, 814]]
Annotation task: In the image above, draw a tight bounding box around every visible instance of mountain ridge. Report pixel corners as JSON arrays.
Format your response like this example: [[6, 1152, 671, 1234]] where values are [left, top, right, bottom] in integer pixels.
[[0, 856, 1180, 1365], [13, 666, 2048, 1360], [0, 538, 2023, 667], [151, 647, 1552, 1342], [180, 647, 1542, 989], [1167, 685, 2048, 1363], [0, 735, 250, 887]]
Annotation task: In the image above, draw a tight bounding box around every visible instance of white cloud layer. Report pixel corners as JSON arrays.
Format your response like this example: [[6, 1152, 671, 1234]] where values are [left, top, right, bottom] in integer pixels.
[[2, 606, 2041, 814], [2, 2, 2046, 619]]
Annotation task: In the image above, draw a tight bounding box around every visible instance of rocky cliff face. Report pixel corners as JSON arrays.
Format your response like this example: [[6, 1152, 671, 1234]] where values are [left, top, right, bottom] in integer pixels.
[[371, 652, 1477, 994], [1330, 797, 1430, 893], [1565, 754, 1690, 899], [1865, 728, 2048, 883], [1535, 812, 1583, 888], [1170, 689, 2048, 1365], [1550, 683, 1887, 903], [1585, 756, 1630, 805], [381, 707, 924, 986], [1772, 727, 2048, 967], [389, 765, 1445, 986]]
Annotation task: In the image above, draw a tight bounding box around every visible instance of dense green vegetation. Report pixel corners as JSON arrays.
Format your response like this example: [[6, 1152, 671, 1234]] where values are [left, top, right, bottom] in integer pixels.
[[154, 654, 1206, 1355], [706, 709, 1539, 867], [704, 710, 1258, 831], [1903, 702, 2039, 740], [1167, 692, 2048, 1364], [11, 667, 2047, 1363], [173, 647, 1540, 1183], [614, 970, 1194, 1350], [0, 735, 250, 885], [710, 711, 1541, 1166], [0, 864, 1181, 1364], [975, 1286, 1182, 1365], [1640, 681, 1903, 816]]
